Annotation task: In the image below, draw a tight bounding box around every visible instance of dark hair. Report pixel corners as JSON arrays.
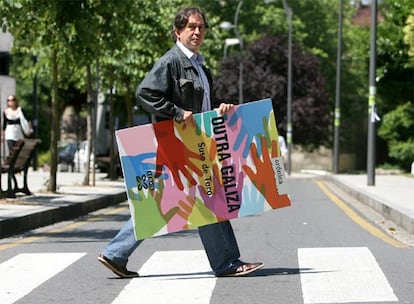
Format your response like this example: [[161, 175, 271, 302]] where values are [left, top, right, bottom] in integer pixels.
[[7, 95, 18, 106], [171, 7, 209, 42]]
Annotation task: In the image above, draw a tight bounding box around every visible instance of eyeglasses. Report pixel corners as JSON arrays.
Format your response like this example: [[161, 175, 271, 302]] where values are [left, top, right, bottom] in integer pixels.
[[7, 99, 15, 101], [186, 23, 206, 32]]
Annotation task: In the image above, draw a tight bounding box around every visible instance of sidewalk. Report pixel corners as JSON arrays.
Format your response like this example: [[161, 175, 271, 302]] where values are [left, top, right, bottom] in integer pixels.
[[0, 170, 126, 238], [326, 173, 414, 234], [0, 169, 413, 238]]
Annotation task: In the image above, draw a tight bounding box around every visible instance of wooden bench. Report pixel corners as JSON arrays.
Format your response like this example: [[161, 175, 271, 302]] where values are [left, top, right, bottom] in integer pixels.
[[96, 155, 122, 178], [1, 138, 41, 198], [1, 139, 25, 198]]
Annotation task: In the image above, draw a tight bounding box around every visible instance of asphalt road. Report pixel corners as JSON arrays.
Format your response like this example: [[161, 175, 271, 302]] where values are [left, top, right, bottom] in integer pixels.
[[1, 178, 413, 304]]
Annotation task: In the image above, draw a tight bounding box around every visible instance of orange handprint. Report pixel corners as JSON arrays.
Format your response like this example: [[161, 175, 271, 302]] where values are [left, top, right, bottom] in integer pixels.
[[177, 195, 218, 229], [243, 136, 290, 209]]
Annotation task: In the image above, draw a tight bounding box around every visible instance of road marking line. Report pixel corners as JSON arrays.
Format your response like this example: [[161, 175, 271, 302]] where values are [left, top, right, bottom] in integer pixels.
[[298, 247, 398, 303], [316, 181, 407, 248], [0, 252, 86, 304], [111, 250, 216, 304]]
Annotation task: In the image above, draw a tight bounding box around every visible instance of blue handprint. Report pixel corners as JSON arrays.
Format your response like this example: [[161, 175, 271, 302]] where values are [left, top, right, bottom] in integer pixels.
[[228, 99, 273, 158], [121, 152, 166, 190], [239, 184, 266, 217], [194, 110, 219, 137]]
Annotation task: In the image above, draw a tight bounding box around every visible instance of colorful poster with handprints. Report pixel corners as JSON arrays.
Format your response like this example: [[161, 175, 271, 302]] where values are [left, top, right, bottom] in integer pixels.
[[116, 99, 291, 240]]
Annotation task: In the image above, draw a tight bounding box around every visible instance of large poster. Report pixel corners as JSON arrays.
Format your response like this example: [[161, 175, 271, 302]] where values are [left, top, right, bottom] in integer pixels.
[[116, 98, 291, 240]]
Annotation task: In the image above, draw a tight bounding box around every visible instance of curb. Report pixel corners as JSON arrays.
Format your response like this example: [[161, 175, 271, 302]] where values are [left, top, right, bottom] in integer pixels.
[[0, 190, 126, 238], [323, 175, 414, 234]]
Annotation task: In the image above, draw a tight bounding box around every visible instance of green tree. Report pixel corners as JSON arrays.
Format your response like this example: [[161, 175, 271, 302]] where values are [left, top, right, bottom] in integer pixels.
[[1, 0, 187, 184], [378, 102, 414, 171], [204, 1, 360, 152], [404, 8, 414, 62], [3, 0, 412, 175], [215, 35, 331, 149], [376, 0, 414, 114], [93, 0, 186, 179], [0, 0, 74, 191]]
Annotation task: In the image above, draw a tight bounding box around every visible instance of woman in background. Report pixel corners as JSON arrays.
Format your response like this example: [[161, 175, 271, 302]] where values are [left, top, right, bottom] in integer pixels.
[[2, 95, 32, 154]]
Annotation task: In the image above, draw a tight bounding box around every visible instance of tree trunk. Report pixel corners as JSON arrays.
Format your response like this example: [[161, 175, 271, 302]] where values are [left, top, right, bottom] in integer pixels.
[[83, 64, 93, 185], [48, 48, 59, 192], [108, 85, 116, 180]]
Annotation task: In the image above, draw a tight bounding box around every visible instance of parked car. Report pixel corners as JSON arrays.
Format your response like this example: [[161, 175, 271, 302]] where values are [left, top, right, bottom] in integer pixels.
[[58, 143, 77, 172]]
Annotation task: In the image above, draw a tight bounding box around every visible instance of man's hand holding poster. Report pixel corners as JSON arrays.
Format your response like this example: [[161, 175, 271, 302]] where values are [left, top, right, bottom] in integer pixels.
[[116, 98, 291, 240]]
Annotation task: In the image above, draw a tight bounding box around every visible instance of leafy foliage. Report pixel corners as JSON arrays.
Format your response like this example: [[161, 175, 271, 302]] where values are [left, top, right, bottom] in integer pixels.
[[214, 35, 331, 149], [404, 8, 414, 60], [376, 0, 414, 114], [378, 102, 414, 170], [1, 0, 413, 172]]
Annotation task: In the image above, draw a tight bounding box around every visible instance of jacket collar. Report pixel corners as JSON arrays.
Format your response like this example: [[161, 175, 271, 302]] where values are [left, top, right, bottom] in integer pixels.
[[171, 44, 191, 68]]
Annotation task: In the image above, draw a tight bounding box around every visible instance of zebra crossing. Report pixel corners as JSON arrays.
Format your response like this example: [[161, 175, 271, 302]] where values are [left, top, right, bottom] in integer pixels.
[[112, 250, 216, 304], [0, 252, 86, 304], [298, 247, 398, 303], [0, 248, 398, 304]]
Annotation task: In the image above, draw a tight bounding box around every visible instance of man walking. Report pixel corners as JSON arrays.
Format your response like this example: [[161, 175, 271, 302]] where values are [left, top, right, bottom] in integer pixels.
[[98, 6, 263, 278]]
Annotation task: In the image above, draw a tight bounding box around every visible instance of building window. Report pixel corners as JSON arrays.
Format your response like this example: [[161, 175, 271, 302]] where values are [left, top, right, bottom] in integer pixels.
[[0, 52, 10, 75]]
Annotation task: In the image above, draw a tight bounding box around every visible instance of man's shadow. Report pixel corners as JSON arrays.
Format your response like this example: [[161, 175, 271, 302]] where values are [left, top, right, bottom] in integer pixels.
[[109, 267, 316, 280]]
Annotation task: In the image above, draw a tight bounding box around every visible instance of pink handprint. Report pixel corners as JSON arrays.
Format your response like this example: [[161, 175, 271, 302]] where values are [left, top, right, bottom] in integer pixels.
[[199, 164, 243, 220], [160, 174, 192, 233]]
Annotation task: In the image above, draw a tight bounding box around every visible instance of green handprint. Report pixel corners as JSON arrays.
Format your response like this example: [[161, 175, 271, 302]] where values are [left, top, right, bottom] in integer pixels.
[[177, 195, 218, 229], [129, 180, 179, 239], [263, 110, 280, 151]]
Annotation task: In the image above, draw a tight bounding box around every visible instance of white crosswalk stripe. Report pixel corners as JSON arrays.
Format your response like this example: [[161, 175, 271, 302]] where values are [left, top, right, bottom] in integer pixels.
[[298, 247, 398, 303], [0, 252, 86, 304], [0, 248, 401, 303], [111, 250, 217, 304]]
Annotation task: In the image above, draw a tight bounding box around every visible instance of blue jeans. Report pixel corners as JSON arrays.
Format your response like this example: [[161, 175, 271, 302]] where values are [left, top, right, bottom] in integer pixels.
[[101, 218, 241, 275]]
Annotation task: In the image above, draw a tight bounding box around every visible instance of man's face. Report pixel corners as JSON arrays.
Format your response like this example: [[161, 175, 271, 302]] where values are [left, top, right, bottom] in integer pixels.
[[175, 13, 206, 52]]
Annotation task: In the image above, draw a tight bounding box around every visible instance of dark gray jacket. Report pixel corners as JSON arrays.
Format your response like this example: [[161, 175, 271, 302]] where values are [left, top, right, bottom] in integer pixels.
[[136, 44, 219, 122]]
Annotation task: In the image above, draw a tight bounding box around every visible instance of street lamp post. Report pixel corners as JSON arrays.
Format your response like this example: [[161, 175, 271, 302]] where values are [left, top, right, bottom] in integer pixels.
[[333, 0, 344, 174], [367, 0, 378, 185], [265, 0, 293, 175], [220, 0, 244, 104], [286, 2, 292, 175], [223, 38, 241, 58], [32, 55, 39, 170]]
